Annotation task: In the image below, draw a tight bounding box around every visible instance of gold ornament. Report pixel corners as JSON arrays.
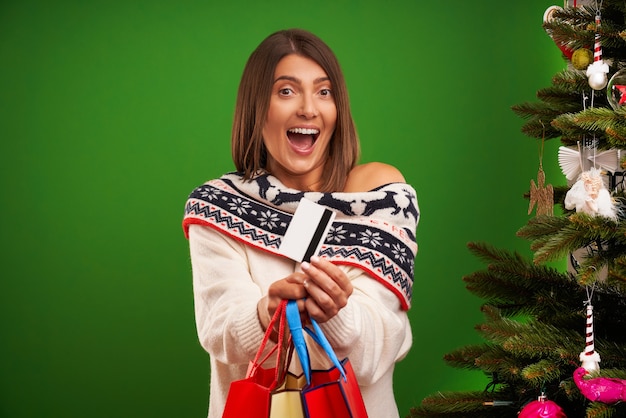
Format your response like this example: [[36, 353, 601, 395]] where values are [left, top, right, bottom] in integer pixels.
[[529, 134, 554, 217], [572, 48, 593, 70], [529, 167, 554, 216]]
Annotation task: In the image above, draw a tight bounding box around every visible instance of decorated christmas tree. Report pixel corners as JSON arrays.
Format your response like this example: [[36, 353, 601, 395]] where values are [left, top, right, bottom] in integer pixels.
[[410, 1, 626, 417]]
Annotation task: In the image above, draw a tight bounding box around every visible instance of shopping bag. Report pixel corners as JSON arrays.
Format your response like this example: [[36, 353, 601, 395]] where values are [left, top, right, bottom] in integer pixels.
[[268, 372, 306, 418], [286, 300, 369, 418], [222, 300, 304, 418]]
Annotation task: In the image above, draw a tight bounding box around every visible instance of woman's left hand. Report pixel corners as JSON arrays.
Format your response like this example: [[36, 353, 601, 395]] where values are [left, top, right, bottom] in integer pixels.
[[300, 256, 353, 322]]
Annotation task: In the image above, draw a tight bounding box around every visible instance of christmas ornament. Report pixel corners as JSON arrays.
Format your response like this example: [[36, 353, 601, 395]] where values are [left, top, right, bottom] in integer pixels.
[[580, 303, 601, 372], [564, 167, 617, 219], [518, 394, 566, 418], [543, 6, 575, 59], [529, 139, 554, 216], [586, 11, 609, 90], [572, 48, 593, 70], [529, 168, 554, 216], [573, 368, 626, 403], [607, 69, 626, 110], [558, 146, 623, 182]]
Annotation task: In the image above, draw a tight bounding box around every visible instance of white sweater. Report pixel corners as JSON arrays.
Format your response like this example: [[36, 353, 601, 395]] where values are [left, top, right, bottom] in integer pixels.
[[188, 223, 412, 418]]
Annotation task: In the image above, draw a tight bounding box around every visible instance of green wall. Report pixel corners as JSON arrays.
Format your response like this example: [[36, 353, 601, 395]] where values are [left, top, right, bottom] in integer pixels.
[[1, 1, 564, 416]]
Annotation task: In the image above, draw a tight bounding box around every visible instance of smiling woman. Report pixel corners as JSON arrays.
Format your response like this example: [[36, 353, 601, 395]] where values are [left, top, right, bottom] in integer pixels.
[[231, 29, 359, 193], [263, 54, 337, 190], [182, 28, 420, 418]]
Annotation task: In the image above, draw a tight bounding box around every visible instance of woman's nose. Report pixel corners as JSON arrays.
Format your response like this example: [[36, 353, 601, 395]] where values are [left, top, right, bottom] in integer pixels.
[[297, 95, 319, 119]]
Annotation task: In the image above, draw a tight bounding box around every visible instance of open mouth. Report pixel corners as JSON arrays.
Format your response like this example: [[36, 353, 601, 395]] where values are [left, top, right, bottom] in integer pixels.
[[287, 127, 320, 151]]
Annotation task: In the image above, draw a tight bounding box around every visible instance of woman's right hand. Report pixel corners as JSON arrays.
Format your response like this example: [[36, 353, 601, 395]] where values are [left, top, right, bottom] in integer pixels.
[[257, 273, 308, 332]]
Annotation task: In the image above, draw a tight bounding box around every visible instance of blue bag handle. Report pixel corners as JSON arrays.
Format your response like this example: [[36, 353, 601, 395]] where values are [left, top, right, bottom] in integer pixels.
[[286, 299, 347, 384]]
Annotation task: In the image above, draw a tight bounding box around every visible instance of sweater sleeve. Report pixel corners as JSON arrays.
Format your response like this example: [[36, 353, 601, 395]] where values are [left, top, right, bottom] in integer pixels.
[[188, 223, 412, 386], [188, 224, 270, 365], [308, 266, 412, 386]]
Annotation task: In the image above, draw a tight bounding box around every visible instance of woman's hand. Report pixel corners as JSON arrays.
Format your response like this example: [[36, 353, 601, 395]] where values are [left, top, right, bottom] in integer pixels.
[[257, 256, 352, 331], [258, 273, 308, 332], [301, 256, 353, 323]]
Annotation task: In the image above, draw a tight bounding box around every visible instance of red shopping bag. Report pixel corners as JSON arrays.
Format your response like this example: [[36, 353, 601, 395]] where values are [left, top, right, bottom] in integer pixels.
[[302, 358, 366, 417], [222, 300, 302, 418], [286, 300, 369, 418]]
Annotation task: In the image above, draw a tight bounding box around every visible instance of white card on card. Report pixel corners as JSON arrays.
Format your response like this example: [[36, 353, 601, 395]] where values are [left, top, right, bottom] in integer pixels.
[[279, 198, 336, 262]]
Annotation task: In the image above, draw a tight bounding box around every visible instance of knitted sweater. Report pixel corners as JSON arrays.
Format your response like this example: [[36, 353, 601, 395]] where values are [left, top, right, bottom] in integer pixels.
[[183, 172, 419, 418]]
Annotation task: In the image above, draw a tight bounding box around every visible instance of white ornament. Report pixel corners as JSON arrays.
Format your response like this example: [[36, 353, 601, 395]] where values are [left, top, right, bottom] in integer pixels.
[[564, 167, 617, 220], [558, 146, 623, 182], [587, 62, 609, 90]]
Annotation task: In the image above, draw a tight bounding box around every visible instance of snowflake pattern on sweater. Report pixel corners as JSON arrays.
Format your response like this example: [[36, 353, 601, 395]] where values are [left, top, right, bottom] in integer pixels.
[[183, 172, 419, 310]]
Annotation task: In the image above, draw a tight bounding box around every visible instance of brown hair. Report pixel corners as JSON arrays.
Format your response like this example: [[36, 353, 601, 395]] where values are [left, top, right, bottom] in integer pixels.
[[231, 29, 359, 193]]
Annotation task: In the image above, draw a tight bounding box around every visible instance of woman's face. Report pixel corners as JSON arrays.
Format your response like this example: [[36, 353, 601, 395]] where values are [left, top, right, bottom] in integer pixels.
[[262, 54, 337, 191]]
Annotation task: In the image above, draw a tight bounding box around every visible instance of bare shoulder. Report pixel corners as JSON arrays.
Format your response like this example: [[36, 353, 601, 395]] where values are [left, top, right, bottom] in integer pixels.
[[343, 162, 406, 192]]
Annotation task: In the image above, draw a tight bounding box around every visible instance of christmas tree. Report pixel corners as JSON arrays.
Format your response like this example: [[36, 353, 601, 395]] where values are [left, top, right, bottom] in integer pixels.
[[410, 2, 626, 417]]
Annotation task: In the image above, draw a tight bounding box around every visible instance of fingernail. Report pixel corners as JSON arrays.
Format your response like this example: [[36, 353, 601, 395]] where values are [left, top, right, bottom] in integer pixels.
[[301, 261, 310, 270], [310, 256, 320, 263]]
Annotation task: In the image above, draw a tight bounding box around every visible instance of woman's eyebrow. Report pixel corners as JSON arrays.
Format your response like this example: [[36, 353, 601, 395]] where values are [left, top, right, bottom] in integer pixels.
[[273, 75, 331, 84]]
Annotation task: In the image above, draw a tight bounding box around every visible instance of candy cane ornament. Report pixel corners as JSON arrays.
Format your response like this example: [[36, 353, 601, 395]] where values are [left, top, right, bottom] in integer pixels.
[[587, 11, 609, 90], [580, 303, 601, 372]]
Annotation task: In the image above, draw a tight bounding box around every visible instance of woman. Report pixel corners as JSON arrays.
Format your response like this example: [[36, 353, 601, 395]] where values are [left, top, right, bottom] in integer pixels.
[[183, 28, 419, 418]]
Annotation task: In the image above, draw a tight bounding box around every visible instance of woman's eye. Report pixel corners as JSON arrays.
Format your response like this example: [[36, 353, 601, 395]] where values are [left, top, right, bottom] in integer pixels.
[[278, 88, 293, 96], [320, 88, 332, 97]]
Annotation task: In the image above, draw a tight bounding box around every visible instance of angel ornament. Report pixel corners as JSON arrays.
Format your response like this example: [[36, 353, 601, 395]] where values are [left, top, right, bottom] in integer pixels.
[[528, 167, 554, 216], [564, 167, 617, 220]]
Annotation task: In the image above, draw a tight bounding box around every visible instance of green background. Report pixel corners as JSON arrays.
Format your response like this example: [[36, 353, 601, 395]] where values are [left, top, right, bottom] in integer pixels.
[[1, 1, 565, 416]]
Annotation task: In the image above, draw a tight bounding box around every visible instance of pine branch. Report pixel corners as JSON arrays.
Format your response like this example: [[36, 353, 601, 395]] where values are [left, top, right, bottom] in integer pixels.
[[500, 320, 582, 360], [547, 4, 594, 24], [585, 402, 620, 418], [545, 4, 626, 51], [593, 367, 626, 380], [544, 11, 594, 51], [475, 311, 529, 345], [552, 68, 592, 92], [537, 86, 586, 107], [551, 107, 626, 148], [568, 213, 621, 240], [605, 125, 626, 144], [464, 244, 584, 321], [552, 109, 615, 146], [521, 118, 566, 140], [603, 106, 626, 146], [442, 343, 496, 371], [521, 359, 569, 385], [473, 347, 528, 378], [517, 214, 620, 266], [410, 390, 517, 418], [592, 341, 626, 367], [608, 255, 626, 284], [466, 242, 526, 265], [517, 215, 571, 241], [568, 107, 623, 132], [511, 101, 567, 121], [464, 270, 534, 307]]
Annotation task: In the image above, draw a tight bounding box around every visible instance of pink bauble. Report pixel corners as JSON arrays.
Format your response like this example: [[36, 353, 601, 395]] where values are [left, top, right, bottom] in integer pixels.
[[518, 397, 566, 418]]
